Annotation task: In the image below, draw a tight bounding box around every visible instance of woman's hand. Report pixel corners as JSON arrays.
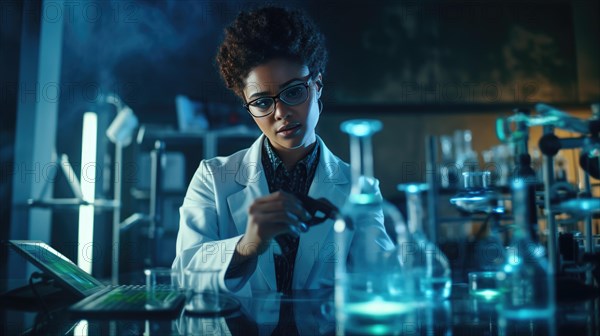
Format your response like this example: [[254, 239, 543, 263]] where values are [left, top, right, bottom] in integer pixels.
[[236, 191, 311, 258]]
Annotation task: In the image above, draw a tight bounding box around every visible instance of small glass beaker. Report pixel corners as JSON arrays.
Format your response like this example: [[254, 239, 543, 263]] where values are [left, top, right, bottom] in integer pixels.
[[184, 269, 222, 315], [144, 268, 181, 308], [183, 269, 240, 316]]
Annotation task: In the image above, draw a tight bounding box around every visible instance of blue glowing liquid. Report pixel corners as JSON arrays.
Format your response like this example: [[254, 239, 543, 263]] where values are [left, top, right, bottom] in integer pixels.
[[420, 276, 452, 301], [342, 298, 417, 335]]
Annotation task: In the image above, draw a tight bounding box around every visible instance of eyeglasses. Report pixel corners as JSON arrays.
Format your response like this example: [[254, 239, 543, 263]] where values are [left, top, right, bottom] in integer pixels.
[[243, 76, 312, 118]]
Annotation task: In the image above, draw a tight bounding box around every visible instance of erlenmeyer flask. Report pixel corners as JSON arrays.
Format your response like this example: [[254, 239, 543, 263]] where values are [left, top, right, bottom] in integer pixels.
[[398, 183, 452, 302], [334, 119, 411, 335], [497, 179, 556, 319]]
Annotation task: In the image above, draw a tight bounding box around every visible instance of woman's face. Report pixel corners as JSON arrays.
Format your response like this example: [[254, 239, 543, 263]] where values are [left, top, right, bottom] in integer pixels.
[[243, 59, 322, 153]]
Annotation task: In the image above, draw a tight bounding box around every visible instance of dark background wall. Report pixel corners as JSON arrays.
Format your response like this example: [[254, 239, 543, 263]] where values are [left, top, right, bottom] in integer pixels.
[[52, 0, 598, 193], [55, 1, 592, 112]]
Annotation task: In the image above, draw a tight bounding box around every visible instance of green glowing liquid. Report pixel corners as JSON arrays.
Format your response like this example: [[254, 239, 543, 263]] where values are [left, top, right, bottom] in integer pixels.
[[471, 289, 502, 300]]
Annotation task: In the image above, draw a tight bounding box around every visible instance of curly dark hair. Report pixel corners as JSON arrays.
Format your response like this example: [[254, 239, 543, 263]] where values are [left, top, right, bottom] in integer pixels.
[[216, 6, 328, 99]]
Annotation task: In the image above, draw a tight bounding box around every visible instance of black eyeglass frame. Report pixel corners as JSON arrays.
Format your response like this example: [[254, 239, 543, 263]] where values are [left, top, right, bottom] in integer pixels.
[[243, 75, 313, 118]]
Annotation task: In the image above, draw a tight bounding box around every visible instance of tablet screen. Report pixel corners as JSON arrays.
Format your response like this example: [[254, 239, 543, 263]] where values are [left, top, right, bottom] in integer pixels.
[[9, 240, 104, 297]]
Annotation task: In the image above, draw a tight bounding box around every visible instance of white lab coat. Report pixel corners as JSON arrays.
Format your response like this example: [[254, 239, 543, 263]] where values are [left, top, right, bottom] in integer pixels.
[[172, 134, 392, 297]]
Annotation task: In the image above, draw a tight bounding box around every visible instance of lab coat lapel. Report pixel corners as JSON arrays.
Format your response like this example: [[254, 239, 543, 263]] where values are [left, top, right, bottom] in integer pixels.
[[226, 135, 277, 291], [295, 139, 350, 289]]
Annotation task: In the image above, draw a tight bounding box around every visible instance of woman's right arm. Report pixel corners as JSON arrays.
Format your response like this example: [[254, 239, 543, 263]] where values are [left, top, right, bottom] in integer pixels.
[[173, 160, 311, 292], [172, 160, 254, 293]]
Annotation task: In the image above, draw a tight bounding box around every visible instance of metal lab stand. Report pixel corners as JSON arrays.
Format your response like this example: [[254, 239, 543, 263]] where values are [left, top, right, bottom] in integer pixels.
[[122, 126, 261, 269], [27, 153, 121, 283]]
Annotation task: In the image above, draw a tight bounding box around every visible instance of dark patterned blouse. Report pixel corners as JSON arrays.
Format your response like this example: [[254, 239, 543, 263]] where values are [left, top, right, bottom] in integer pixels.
[[261, 137, 320, 293]]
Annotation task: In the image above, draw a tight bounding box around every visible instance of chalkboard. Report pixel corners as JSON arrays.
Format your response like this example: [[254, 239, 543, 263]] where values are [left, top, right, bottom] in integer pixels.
[[309, 1, 579, 105], [57, 0, 584, 122]]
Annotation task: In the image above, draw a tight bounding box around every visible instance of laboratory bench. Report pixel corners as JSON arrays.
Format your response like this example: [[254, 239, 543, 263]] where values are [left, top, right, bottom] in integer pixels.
[[1, 285, 598, 335]]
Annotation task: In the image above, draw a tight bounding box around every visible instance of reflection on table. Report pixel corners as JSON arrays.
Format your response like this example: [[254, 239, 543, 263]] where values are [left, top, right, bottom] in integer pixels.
[[175, 289, 335, 336], [2, 285, 598, 335]]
